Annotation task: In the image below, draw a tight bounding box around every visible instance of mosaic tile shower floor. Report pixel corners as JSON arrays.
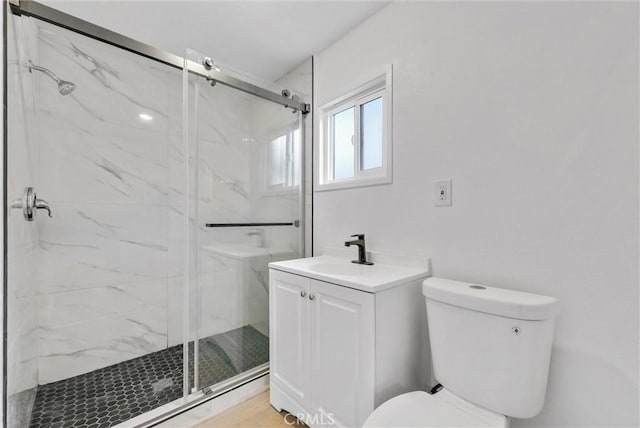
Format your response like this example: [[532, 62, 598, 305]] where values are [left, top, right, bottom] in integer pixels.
[[29, 325, 269, 428]]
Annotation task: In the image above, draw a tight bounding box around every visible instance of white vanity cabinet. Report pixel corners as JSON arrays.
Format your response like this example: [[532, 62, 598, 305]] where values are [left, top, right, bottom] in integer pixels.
[[269, 255, 430, 428]]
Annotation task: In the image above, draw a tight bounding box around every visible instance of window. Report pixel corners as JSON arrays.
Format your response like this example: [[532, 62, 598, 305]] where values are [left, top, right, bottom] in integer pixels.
[[268, 134, 288, 187], [318, 66, 392, 190], [266, 127, 301, 191]]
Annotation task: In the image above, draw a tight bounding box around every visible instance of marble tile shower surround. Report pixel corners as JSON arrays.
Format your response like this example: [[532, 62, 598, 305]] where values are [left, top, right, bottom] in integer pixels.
[[9, 18, 311, 403], [7, 12, 40, 428], [36, 23, 173, 136], [33, 19, 175, 384]]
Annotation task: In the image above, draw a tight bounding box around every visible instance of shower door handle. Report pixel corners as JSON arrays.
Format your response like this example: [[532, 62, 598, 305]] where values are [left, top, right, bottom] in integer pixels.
[[10, 187, 53, 221]]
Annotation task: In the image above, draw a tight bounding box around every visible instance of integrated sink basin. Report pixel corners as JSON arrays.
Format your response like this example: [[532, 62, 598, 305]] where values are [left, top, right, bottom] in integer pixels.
[[269, 251, 430, 293], [307, 262, 372, 276]]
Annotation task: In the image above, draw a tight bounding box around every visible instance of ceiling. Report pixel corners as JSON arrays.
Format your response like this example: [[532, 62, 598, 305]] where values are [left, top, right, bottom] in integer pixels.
[[39, 1, 389, 83]]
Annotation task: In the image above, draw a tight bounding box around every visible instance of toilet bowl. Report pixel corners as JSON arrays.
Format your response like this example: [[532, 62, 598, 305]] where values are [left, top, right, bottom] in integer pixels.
[[363, 277, 559, 428], [363, 388, 507, 428]]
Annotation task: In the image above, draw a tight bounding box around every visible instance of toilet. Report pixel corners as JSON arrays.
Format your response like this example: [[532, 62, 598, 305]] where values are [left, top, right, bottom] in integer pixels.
[[363, 277, 560, 427]]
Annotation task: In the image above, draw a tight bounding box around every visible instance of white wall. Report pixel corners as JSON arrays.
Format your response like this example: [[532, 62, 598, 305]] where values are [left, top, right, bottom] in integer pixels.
[[313, 2, 639, 427]]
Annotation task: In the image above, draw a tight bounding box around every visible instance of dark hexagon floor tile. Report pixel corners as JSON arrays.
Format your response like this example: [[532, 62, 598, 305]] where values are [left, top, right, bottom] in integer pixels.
[[30, 325, 268, 428]]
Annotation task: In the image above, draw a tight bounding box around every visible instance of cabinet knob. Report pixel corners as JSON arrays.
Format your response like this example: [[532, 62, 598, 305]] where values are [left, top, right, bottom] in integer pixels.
[[300, 291, 307, 298], [309, 294, 315, 301]]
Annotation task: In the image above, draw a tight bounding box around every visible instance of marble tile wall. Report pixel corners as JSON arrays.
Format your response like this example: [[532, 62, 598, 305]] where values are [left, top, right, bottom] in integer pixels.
[[6, 13, 40, 427], [32, 20, 173, 383]]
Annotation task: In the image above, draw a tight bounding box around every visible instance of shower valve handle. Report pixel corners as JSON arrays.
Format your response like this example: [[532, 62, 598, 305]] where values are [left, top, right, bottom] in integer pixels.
[[10, 187, 53, 221], [35, 198, 53, 218]]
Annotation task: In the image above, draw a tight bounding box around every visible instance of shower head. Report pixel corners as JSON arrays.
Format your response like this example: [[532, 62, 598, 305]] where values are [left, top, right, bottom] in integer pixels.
[[58, 80, 76, 96], [28, 61, 76, 96]]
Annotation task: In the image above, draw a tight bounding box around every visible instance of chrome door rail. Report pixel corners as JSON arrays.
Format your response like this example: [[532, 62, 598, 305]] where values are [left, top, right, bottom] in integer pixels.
[[10, 0, 309, 113], [134, 364, 269, 428]]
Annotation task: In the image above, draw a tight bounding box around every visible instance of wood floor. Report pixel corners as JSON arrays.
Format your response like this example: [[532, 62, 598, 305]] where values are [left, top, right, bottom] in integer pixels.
[[196, 390, 306, 428]]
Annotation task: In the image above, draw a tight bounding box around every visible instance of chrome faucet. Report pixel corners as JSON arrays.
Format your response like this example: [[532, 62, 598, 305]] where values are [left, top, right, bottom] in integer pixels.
[[344, 234, 374, 265]]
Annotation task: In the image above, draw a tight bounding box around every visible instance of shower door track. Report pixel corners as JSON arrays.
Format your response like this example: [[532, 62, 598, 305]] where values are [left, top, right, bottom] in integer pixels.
[[133, 364, 270, 428], [8, 0, 310, 114]]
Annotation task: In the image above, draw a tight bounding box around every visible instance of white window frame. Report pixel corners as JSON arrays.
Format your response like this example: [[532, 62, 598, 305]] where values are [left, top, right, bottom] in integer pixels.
[[317, 65, 392, 191]]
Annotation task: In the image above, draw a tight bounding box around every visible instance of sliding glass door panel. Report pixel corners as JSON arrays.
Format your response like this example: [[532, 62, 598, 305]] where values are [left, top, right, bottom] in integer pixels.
[[6, 14, 187, 427], [184, 49, 304, 393]]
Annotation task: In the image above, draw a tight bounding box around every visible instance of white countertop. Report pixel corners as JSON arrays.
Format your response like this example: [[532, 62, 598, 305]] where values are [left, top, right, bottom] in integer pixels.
[[269, 253, 430, 293]]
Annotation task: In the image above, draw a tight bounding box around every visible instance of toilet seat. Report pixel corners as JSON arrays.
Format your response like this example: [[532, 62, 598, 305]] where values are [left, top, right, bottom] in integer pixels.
[[363, 388, 508, 428]]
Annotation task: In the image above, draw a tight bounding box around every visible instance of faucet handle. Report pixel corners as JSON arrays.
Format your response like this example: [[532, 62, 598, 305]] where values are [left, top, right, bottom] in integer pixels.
[[11, 187, 53, 221], [35, 198, 53, 218], [350, 234, 365, 240]]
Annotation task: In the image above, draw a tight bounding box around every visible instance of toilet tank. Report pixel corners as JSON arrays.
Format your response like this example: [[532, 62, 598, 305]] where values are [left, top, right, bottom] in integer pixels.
[[423, 278, 559, 419]]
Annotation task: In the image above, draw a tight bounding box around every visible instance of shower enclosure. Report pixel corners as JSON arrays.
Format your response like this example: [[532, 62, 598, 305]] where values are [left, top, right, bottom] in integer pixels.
[[5, 2, 308, 427]]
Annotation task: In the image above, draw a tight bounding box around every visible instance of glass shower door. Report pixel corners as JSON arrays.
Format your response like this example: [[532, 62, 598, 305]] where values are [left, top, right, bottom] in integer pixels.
[[6, 14, 189, 427], [183, 49, 304, 393]]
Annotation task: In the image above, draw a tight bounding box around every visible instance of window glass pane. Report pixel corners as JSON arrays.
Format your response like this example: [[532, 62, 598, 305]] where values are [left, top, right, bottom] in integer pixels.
[[333, 107, 355, 180], [269, 135, 287, 187], [360, 97, 383, 170], [292, 128, 301, 186]]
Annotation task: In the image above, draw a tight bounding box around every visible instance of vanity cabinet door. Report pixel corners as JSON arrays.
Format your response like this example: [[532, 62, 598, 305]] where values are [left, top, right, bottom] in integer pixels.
[[309, 279, 375, 428], [270, 270, 311, 411]]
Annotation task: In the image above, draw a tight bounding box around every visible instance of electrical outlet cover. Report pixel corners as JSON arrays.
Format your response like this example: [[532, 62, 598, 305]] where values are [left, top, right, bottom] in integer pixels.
[[435, 180, 452, 206]]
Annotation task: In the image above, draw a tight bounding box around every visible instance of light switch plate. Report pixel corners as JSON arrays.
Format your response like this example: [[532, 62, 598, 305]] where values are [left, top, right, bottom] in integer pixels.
[[435, 180, 452, 206]]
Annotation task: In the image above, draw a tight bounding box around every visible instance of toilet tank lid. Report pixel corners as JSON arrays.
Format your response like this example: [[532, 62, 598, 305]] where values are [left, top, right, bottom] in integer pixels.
[[423, 277, 560, 321]]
